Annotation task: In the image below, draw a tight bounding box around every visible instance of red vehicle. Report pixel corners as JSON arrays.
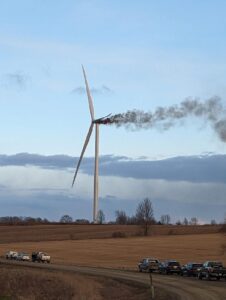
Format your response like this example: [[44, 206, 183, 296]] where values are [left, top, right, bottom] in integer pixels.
[[181, 263, 203, 276]]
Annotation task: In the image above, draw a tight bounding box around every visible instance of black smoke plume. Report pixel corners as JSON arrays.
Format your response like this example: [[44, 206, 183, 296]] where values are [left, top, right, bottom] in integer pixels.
[[105, 97, 226, 142]]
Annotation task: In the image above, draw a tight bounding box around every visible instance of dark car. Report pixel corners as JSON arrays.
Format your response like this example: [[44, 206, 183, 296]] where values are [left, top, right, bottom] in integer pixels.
[[138, 258, 160, 273], [181, 263, 203, 276], [159, 260, 181, 275], [197, 261, 226, 280]]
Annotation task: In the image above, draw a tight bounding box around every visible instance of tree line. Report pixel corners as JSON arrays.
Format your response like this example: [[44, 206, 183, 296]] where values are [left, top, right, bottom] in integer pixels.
[[0, 216, 50, 225], [0, 198, 225, 231]]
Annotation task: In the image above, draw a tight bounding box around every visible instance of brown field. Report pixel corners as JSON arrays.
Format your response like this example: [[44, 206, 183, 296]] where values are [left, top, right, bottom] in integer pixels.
[[0, 265, 150, 300], [0, 225, 225, 300], [0, 224, 221, 243], [0, 224, 225, 268]]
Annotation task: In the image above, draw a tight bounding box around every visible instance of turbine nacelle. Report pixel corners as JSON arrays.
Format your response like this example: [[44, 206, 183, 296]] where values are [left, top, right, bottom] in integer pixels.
[[93, 114, 112, 124]]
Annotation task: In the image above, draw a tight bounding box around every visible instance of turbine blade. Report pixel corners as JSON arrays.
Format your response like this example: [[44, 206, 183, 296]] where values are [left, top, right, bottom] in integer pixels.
[[72, 123, 94, 187], [82, 65, 95, 121]]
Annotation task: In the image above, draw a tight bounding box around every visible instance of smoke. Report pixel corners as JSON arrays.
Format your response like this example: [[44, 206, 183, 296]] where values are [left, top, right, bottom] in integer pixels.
[[107, 97, 226, 142]]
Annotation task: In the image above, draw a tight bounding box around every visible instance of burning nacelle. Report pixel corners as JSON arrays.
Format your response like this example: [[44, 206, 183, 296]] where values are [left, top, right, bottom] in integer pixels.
[[93, 114, 112, 124]]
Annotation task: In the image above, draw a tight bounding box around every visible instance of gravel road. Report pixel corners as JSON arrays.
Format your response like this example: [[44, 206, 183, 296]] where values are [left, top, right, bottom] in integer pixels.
[[1, 259, 225, 300]]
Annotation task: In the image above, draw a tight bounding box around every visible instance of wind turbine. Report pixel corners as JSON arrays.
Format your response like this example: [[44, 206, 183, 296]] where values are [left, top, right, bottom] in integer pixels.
[[72, 66, 110, 223]]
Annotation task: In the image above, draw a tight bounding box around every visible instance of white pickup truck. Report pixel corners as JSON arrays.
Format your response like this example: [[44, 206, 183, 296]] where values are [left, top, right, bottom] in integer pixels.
[[32, 252, 51, 263], [5, 250, 18, 260]]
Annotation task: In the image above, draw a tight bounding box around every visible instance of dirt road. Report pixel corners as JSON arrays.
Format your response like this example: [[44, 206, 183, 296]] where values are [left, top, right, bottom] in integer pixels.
[[1, 259, 225, 300]]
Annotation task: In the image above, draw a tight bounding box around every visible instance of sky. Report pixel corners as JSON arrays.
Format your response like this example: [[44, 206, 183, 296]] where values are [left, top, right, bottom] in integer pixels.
[[0, 0, 226, 222]]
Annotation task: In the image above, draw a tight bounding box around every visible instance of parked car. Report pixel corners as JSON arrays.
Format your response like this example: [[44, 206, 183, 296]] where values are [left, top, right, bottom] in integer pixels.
[[5, 251, 18, 260], [159, 260, 181, 275], [197, 261, 226, 281], [32, 252, 51, 263], [181, 263, 203, 277], [12, 252, 19, 260], [16, 252, 30, 261], [138, 258, 160, 272]]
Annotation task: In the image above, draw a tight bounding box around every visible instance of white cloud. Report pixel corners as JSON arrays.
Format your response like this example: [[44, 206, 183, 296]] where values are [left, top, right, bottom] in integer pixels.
[[1, 165, 225, 206], [0, 165, 225, 221], [100, 176, 226, 206]]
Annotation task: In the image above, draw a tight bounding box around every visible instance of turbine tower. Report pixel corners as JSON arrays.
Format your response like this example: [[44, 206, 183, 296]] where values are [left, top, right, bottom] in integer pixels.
[[72, 66, 110, 223]]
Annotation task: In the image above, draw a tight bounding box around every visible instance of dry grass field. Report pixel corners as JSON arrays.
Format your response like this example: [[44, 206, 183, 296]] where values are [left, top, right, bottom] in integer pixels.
[[0, 224, 225, 269], [0, 265, 150, 300], [0, 225, 225, 300], [0, 224, 221, 243]]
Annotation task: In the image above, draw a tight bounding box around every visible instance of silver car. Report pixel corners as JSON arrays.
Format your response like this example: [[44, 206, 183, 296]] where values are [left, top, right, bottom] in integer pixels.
[[16, 252, 30, 261]]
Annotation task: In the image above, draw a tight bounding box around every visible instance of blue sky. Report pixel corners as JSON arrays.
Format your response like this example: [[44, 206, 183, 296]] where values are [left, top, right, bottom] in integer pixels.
[[0, 1, 226, 221], [1, 0, 226, 157]]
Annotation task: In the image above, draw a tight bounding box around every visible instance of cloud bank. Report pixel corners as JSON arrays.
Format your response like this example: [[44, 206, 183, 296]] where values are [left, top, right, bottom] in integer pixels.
[[1, 153, 226, 183], [0, 153, 225, 221]]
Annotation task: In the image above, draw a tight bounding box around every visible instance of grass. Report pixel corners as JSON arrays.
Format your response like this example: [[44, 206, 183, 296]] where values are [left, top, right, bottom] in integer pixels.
[[0, 233, 225, 268], [0, 224, 221, 243], [0, 266, 74, 300], [0, 225, 224, 299], [0, 266, 150, 300]]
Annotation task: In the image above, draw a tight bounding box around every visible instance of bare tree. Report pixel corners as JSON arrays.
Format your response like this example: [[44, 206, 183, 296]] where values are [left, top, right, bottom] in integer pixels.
[[160, 214, 171, 225], [60, 215, 73, 223], [127, 215, 138, 225], [97, 210, 105, 224], [183, 217, 189, 225], [115, 210, 128, 225], [135, 198, 154, 236], [190, 217, 198, 225]]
